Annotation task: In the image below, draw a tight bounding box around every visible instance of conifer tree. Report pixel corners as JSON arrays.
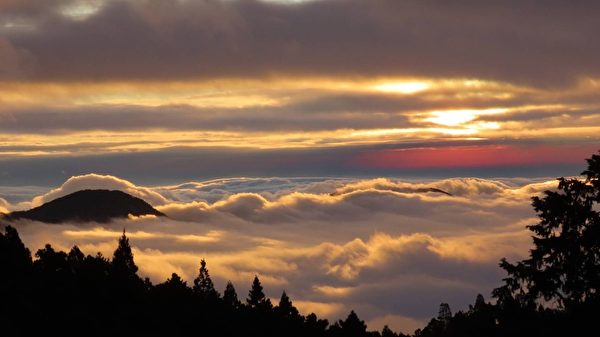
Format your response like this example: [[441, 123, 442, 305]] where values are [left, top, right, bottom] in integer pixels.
[[438, 303, 452, 323], [247, 275, 271, 309], [495, 151, 600, 309], [111, 229, 138, 277], [277, 290, 299, 317], [193, 259, 219, 300], [223, 281, 241, 307], [340, 310, 367, 337]]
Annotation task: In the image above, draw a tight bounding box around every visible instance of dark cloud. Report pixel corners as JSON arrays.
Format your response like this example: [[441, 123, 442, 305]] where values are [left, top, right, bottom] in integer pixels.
[[0, 38, 34, 79], [2, 0, 599, 85], [0, 99, 415, 133]]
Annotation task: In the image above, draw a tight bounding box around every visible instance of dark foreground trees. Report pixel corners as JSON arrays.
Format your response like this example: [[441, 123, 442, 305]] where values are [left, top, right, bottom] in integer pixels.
[[496, 153, 600, 309], [416, 151, 600, 337], [0, 225, 393, 337], [2, 151, 600, 337]]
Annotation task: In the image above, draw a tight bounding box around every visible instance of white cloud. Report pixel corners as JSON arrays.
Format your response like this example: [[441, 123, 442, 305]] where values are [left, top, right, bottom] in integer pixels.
[[30, 173, 168, 207], [9, 174, 557, 333], [152, 177, 348, 203]]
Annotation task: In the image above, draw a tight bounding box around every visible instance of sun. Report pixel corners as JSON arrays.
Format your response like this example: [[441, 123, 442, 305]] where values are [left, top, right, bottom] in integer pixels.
[[424, 108, 507, 127]]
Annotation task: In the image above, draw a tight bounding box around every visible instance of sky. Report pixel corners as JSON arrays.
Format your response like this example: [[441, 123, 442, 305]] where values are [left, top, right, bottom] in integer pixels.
[[1, 0, 600, 334], [1, 0, 599, 184]]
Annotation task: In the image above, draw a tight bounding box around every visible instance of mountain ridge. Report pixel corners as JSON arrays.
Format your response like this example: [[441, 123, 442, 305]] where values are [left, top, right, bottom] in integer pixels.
[[3, 189, 164, 224]]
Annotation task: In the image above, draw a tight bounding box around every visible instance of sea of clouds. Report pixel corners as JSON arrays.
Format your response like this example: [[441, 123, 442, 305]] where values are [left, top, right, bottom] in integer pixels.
[[1, 173, 558, 333]]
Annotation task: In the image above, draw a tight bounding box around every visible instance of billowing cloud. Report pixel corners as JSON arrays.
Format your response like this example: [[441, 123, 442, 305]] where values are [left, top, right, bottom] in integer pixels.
[[30, 173, 168, 207], [153, 177, 349, 203], [8, 174, 555, 333]]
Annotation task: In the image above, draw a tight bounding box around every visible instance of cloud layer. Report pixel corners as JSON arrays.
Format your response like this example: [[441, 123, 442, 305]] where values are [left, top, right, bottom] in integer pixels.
[[2, 0, 600, 85], [5, 173, 555, 333], [27, 173, 167, 208], [1, 1, 599, 182]]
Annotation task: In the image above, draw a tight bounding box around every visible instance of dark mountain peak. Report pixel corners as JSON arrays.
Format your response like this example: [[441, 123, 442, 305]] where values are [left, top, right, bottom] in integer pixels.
[[4, 189, 164, 224]]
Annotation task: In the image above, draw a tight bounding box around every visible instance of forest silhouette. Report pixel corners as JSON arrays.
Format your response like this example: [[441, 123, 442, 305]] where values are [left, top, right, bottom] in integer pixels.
[[1, 152, 600, 336]]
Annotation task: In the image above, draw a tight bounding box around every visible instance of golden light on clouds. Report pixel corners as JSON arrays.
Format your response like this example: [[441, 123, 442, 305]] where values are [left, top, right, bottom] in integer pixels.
[[59, 0, 104, 21], [1, 76, 599, 160], [423, 108, 508, 127], [0, 77, 521, 108], [62, 228, 224, 243], [372, 81, 430, 94]]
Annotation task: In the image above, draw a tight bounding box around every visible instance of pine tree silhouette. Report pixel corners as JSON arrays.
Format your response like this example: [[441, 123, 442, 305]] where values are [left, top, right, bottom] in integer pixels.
[[339, 310, 368, 337], [247, 275, 272, 309], [223, 280, 241, 308], [495, 151, 600, 309], [277, 290, 299, 317], [193, 259, 220, 300], [111, 229, 138, 277], [438, 303, 452, 323]]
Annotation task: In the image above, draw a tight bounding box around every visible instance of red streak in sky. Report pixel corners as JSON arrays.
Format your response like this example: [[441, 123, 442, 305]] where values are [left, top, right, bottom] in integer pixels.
[[352, 144, 599, 169]]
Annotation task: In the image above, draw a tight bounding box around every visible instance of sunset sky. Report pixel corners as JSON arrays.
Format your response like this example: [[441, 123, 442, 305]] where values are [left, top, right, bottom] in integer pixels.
[[1, 0, 599, 333], [2, 0, 600, 184]]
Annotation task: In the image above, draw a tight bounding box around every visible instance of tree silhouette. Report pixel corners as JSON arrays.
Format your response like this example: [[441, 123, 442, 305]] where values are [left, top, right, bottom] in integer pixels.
[[437, 303, 452, 323], [381, 325, 399, 337], [338, 310, 368, 337], [223, 280, 241, 308], [193, 259, 220, 300], [277, 290, 300, 317], [35, 244, 68, 275], [1, 226, 355, 337], [305, 312, 329, 336], [153, 272, 192, 301], [472, 294, 486, 312], [4, 152, 600, 337], [109, 228, 145, 316], [495, 152, 600, 309], [0, 225, 32, 277], [247, 275, 272, 309], [111, 229, 138, 277], [0, 225, 34, 335], [67, 245, 85, 266], [165, 273, 189, 291]]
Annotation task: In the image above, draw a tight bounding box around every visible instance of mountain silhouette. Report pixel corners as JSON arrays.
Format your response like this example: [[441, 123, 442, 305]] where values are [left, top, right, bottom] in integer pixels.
[[330, 187, 452, 197], [4, 189, 164, 223]]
